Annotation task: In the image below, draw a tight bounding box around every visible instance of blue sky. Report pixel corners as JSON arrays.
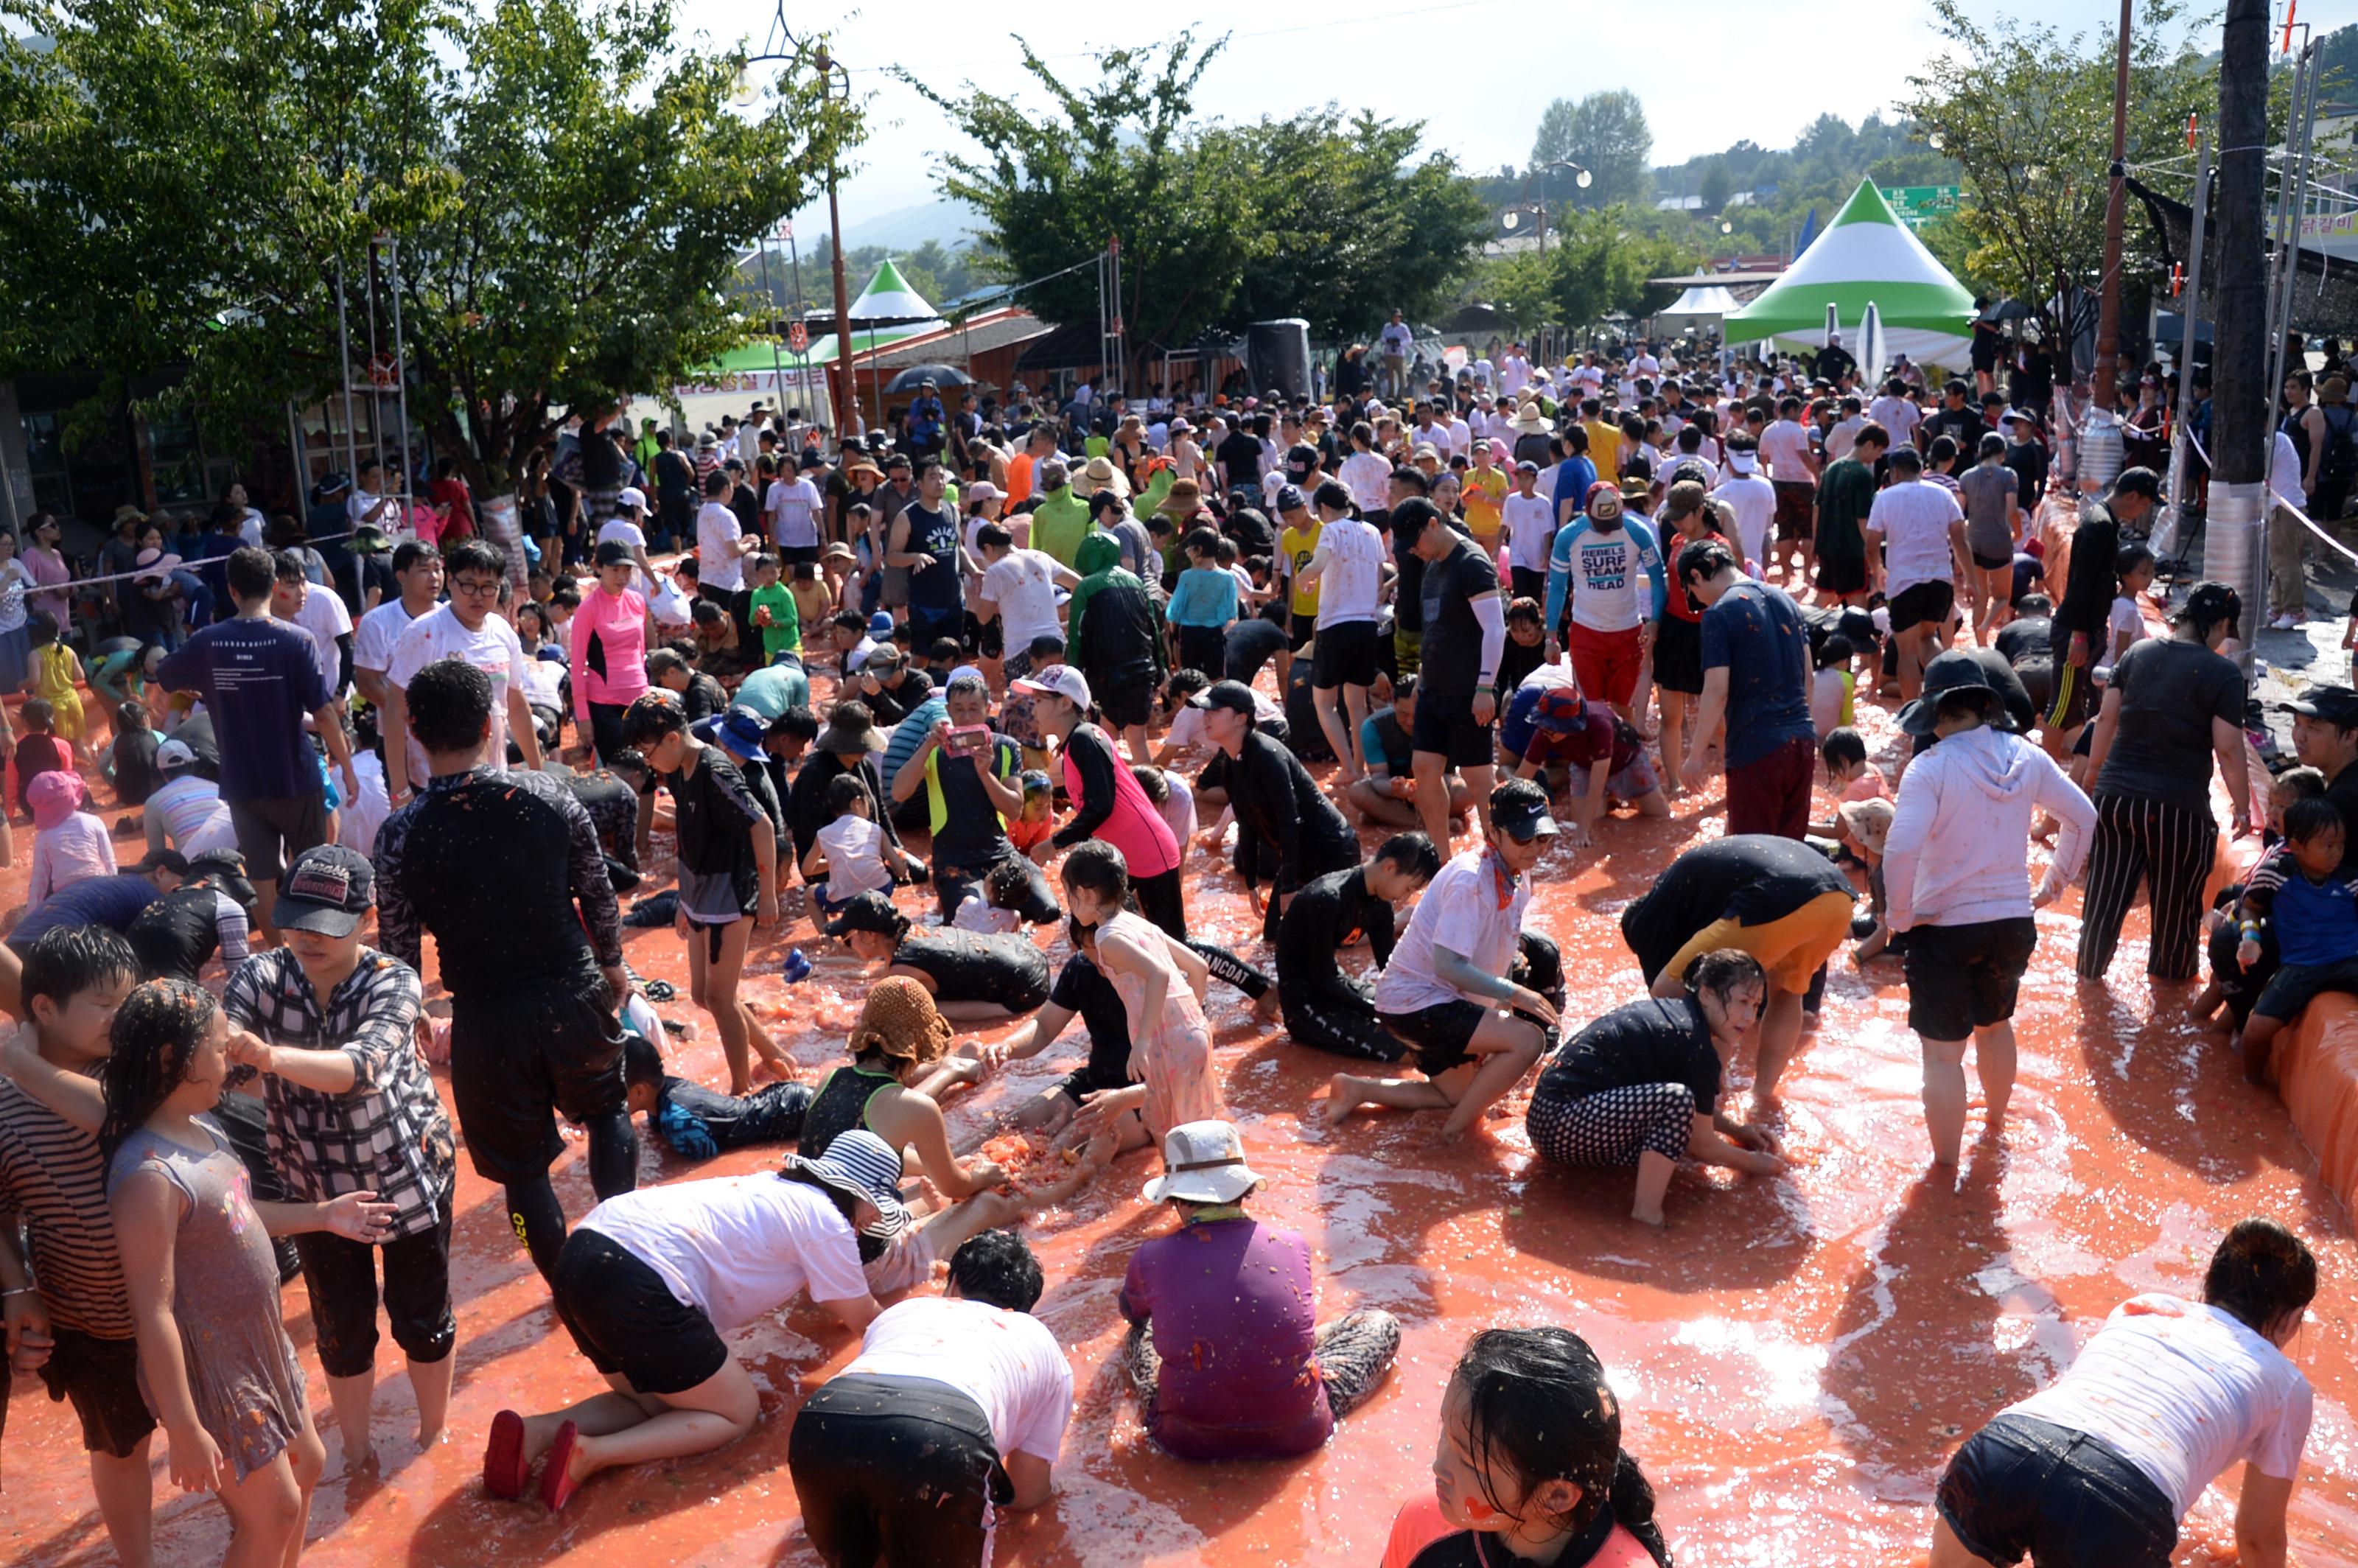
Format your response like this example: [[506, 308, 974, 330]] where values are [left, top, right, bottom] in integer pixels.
[[681, 0, 2253, 241]]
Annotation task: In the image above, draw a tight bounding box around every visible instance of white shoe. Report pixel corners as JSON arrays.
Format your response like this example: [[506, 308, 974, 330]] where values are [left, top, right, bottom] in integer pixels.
[[2271, 612, 2303, 631]]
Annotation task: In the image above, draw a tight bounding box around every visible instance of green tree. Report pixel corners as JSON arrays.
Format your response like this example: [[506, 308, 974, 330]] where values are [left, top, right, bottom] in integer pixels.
[[1529, 91, 1654, 210], [1897, 0, 2211, 305], [0, 0, 850, 497], [1477, 210, 1695, 331], [1223, 111, 1488, 338], [904, 34, 1483, 354], [1697, 158, 1732, 215]]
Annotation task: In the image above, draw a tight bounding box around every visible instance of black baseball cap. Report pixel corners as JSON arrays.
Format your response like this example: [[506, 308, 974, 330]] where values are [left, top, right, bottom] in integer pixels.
[[2278, 683, 2358, 727], [1190, 679, 1259, 716], [594, 539, 634, 569], [1491, 791, 1560, 842], [276, 844, 374, 937], [823, 890, 906, 939]]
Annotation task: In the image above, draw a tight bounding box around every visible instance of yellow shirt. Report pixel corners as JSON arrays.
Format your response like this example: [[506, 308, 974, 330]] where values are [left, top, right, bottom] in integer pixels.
[[1584, 421, 1620, 486], [1279, 521, 1323, 617], [1463, 467, 1508, 541]]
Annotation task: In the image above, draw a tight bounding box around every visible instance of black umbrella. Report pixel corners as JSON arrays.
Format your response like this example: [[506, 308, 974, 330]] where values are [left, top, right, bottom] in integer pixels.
[[1978, 298, 2033, 323], [883, 364, 971, 393]]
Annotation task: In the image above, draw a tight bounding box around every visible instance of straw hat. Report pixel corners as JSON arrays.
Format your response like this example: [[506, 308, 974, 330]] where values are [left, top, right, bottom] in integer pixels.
[[1082, 454, 1132, 500], [844, 976, 954, 1066]]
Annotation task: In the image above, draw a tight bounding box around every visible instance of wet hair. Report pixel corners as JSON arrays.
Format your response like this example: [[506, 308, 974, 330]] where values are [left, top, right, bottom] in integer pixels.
[[1131, 763, 1169, 805], [1392, 673, 1418, 704], [1450, 1328, 1672, 1566], [769, 706, 821, 743], [619, 691, 688, 747], [2202, 1219, 2318, 1337], [1675, 539, 1735, 587], [1374, 831, 1442, 883], [405, 658, 496, 755], [606, 747, 652, 787], [2014, 591, 2053, 617], [1820, 727, 1866, 771], [444, 538, 505, 581], [832, 610, 867, 634], [99, 980, 220, 1159], [1681, 947, 1768, 1004], [983, 858, 1043, 913], [2115, 542, 2156, 578], [1978, 432, 2008, 461], [116, 700, 150, 734], [944, 673, 989, 704], [1060, 839, 1130, 904], [823, 773, 870, 817], [21, 926, 136, 1015], [976, 522, 1013, 551], [1166, 668, 1211, 702], [691, 599, 724, 627], [947, 1229, 1046, 1313], [1815, 634, 1855, 670], [622, 1034, 666, 1099], [1505, 597, 1543, 626], [2283, 796, 2343, 844], [2273, 765, 2328, 802]]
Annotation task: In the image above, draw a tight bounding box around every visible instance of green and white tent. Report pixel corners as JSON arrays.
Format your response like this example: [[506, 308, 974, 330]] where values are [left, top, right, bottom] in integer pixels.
[[1724, 181, 1977, 368]]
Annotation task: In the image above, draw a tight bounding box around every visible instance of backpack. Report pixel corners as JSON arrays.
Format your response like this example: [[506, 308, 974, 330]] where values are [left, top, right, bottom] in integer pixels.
[[2320, 404, 2358, 492]]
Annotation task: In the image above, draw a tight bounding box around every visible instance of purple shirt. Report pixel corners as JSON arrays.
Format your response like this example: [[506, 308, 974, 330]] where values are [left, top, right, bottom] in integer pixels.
[[1118, 1216, 1331, 1460]]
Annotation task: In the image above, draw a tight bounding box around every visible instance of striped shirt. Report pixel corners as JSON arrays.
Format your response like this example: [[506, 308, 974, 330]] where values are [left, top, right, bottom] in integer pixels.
[[0, 1077, 132, 1337]]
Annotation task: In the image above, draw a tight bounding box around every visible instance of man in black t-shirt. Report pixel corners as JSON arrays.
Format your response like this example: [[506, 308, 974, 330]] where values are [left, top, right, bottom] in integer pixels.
[[1387, 465, 1432, 677], [1402, 497, 1505, 845], [1215, 417, 1267, 500], [1276, 835, 1441, 1062], [888, 462, 966, 648]]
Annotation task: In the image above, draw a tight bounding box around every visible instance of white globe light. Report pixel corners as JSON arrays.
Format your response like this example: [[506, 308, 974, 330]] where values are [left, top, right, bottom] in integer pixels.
[[731, 64, 756, 105], [1501, 210, 1521, 230], [1575, 169, 1593, 189]]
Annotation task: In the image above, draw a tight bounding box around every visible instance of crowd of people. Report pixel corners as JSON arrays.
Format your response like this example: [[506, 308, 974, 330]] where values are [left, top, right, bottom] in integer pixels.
[[0, 326, 2334, 1568]]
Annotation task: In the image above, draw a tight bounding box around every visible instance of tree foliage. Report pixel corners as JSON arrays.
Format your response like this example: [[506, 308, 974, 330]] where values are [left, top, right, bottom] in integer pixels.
[[0, 0, 850, 494], [1477, 210, 1695, 331], [1897, 0, 2212, 304], [1529, 91, 1654, 211], [904, 33, 1486, 351]]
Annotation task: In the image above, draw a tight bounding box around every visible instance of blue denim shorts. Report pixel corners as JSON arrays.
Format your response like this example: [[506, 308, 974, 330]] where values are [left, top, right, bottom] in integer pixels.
[[1937, 1413, 2177, 1568]]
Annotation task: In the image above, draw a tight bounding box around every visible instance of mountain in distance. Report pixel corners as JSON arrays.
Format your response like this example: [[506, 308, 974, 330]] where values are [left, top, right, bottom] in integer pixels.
[[832, 197, 982, 256]]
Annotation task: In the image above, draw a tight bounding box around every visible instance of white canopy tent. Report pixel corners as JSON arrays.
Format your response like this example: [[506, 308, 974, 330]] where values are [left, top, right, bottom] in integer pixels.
[[1652, 284, 1742, 337]]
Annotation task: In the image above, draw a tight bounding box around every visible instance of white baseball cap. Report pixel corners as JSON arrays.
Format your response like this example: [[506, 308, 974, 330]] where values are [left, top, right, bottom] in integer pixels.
[[1011, 664, 1092, 710], [616, 486, 647, 511]]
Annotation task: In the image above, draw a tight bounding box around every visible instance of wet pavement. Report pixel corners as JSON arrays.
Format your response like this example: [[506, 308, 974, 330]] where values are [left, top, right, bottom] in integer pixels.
[[4, 654, 2356, 1568]]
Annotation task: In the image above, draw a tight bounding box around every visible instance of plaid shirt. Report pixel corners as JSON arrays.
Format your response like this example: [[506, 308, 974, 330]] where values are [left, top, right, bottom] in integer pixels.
[[223, 946, 454, 1239]]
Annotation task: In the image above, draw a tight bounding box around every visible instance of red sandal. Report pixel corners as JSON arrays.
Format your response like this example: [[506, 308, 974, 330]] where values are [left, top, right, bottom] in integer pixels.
[[483, 1410, 528, 1500], [539, 1420, 584, 1512]]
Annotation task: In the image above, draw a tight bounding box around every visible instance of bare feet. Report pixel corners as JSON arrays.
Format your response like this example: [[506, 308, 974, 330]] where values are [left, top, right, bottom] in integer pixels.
[[1630, 1204, 1668, 1228], [1253, 988, 1281, 1022], [1318, 1073, 1366, 1129]]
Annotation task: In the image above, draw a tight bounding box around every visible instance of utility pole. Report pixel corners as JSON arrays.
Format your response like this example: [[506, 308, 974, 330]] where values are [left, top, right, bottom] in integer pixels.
[[2091, 0, 2135, 410], [819, 47, 856, 438], [2211, 0, 2272, 672]]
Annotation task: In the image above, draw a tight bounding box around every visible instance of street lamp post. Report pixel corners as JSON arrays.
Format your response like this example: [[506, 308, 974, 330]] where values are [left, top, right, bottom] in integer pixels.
[[1527, 159, 1593, 259], [737, 6, 858, 441]]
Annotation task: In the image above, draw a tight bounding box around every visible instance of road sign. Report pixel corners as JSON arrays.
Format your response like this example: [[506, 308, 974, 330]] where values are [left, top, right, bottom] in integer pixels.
[[775, 218, 793, 242], [787, 320, 809, 354], [1880, 185, 1962, 232]]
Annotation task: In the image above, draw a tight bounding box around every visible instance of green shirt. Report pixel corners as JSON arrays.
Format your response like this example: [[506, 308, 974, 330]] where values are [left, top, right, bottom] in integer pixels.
[[734, 660, 811, 721], [1029, 486, 1094, 569], [1814, 457, 1878, 563], [748, 581, 800, 658]]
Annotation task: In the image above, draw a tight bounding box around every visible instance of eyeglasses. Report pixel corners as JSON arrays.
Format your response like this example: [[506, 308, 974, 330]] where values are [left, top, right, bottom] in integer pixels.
[[450, 576, 502, 598]]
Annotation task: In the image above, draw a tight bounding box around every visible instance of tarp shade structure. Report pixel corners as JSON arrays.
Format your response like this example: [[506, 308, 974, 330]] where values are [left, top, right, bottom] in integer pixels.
[[1654, 285, 1741, 321], [828, 257, 942, 329], [1724, 181, 1977, 367]]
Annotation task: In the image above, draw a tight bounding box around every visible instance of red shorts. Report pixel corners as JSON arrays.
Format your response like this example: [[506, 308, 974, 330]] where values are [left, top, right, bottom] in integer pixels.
[[1725, 733, 1817, 840], [1568, 623, 1644, 707]]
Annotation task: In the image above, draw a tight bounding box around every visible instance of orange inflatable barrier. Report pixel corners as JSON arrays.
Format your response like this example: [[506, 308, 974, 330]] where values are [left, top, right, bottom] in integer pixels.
[[2274, 992, 2358, 1213]]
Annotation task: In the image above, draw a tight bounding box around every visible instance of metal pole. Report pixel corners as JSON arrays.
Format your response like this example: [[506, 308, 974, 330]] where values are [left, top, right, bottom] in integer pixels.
[[2262, 42, 2312, 407], [385, 234, 413, 506], [787, 226, 811, 419], [2273, 41, 2321, 394], [334, 256, 359, 486], [2164, 125, 2212, 552], [819, 50, 854, 439], [756, 237, 787, 411], [363, 239, 387, 483], [2091, 0, 2134, 412]]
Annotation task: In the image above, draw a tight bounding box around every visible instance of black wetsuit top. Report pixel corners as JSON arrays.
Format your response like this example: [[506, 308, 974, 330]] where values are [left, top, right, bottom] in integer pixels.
[[892, 931, 1052, 1012]]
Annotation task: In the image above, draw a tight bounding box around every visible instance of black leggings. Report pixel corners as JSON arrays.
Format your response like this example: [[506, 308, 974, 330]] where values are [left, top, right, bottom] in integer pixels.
[[294, 1194, 455, 1378], [588, 701, 629, 768], [1133, 866, 1188, 941], [506, 1110, 637, 1282]]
